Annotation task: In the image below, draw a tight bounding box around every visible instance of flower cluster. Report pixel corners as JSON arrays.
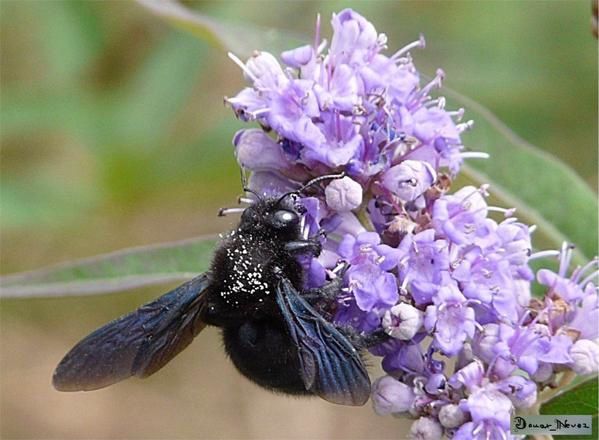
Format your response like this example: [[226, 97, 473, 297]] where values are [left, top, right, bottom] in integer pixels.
[[226, 9, 598, 440]]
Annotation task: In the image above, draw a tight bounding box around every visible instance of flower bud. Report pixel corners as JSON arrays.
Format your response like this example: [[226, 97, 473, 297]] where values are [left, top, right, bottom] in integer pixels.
[[473, 323, 500, 362], [531, 362, 553, 382], [569, 339, 599, 375], [497, 376, 537, 409], [281, 45, 314, 67], [438, 404, 466, 429], [409, 417, 443, 440], [371, 375, 414, 416], [381, 160, 436, 202], [244, 51, 285, 86], [325, 176, 363, 212], [234, 129, 288, 172], [382, 303, 423, 340]]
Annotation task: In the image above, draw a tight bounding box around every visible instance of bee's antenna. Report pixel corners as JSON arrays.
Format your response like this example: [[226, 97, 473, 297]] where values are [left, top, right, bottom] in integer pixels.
[[276, 171, 346, 205], [243, 187, 263, 202], [238, 167, 263, 202], [298, 171, 346, 193]]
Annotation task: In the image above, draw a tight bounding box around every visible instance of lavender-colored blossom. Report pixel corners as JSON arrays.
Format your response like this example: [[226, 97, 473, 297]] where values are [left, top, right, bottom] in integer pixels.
[[424, 276, 476, 356], [226, 8, 598, 437], [381, 160, 436, 203]]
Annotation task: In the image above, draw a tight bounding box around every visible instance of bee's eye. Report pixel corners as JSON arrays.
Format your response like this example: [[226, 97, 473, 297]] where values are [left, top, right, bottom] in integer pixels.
[[271, 209, 299, 229]]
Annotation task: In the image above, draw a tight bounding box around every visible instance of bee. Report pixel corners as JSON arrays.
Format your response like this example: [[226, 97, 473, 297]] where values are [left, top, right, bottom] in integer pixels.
[[53, 174, 382, 406]]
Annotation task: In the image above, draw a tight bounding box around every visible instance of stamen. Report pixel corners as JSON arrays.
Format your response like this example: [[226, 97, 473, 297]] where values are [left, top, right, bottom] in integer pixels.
[[391, 34, 426, 60], [529, 224, 538, 234], [559, 242, 575, 277], [487, 206, 516, 217], [580, 270, 599, 288], [460, 152, 490, 160], [227, 52, 257, 83], [314, 13, 321, 50], [528, 250, 560, 261], [456, 120, 475, 133], [447, 108, 465, 120], [238, 197, 255, 205], [218, 207, 246, 217], [417, 68, 445, 99], [573, 257, 599, 283]]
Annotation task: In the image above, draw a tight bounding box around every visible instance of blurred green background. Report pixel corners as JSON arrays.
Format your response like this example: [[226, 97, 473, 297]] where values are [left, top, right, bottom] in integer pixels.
[[1, 1, 596, 439]]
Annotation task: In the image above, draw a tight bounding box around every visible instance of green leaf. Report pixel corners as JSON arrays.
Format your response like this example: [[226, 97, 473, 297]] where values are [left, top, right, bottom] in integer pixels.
[[136, 0, 304, 57], [110, 30, 207, 146], [0, 236, 216, 298], [540, 377, 598, 440], [444, 84, 598, 262]]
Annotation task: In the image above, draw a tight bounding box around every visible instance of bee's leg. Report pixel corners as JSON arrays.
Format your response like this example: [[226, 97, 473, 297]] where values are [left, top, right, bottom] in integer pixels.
[[284, 239, 321, 257], [301, 262, 350, 319], [284, 229, 327, 257]]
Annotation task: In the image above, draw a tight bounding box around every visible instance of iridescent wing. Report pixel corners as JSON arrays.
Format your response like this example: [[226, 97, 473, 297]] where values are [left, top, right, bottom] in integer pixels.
[[53, 273, 211, 391], [275, 277, 371, 406]]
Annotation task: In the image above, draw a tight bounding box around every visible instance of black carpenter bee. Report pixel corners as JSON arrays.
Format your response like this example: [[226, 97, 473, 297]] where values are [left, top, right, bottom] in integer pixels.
[[53, 174, 383, 406]]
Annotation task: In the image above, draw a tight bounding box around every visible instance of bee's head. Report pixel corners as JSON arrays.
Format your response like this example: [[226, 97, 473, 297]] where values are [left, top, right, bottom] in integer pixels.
[[239, 195, 303, 238], [222, 172, 345, 239]]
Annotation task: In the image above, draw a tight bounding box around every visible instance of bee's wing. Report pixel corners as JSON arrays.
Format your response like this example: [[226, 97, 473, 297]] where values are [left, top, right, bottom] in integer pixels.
[[275, 277, 371, 406], [53, 273, 211, 392]]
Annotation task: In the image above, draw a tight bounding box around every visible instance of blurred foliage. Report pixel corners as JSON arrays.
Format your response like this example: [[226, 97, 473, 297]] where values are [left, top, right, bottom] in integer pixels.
[[0, 1, 597, 438]]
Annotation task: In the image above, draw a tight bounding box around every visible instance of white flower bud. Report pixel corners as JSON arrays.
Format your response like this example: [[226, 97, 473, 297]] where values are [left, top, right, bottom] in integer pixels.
[[324, 176, 363, 212], [371, 375, 414, 416], [569, 339, 599, 375], [409, 417, 443, 440], [382, 303, 423, 340], [438, 403, 466, 428], [244, 51, 285, 85]]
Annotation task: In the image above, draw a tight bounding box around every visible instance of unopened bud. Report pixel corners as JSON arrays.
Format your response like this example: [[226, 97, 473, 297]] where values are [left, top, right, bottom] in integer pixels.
[[382, 303, 423, 340], [371, 375, 414, 416], [325, 176, 363, 212], [409, 417, 443, 440], [569, 339, 599, 375], [438, 404, 466, 428]]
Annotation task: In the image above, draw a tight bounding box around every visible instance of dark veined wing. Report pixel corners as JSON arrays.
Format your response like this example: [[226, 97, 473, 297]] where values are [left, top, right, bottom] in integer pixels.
[[275, 277, 371, 406], [53, 273, 211, 392]]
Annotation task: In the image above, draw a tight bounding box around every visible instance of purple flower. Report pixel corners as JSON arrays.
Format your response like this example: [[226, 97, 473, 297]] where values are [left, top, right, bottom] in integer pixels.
[[458, 386, 513, 439], [381, 160, 436, 203], [432, 185, 495, 247], [225, 8, 598, 434], [346, 261, 398, 312], [424, 276, 476, 356], [397, 229, 450, 306]]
